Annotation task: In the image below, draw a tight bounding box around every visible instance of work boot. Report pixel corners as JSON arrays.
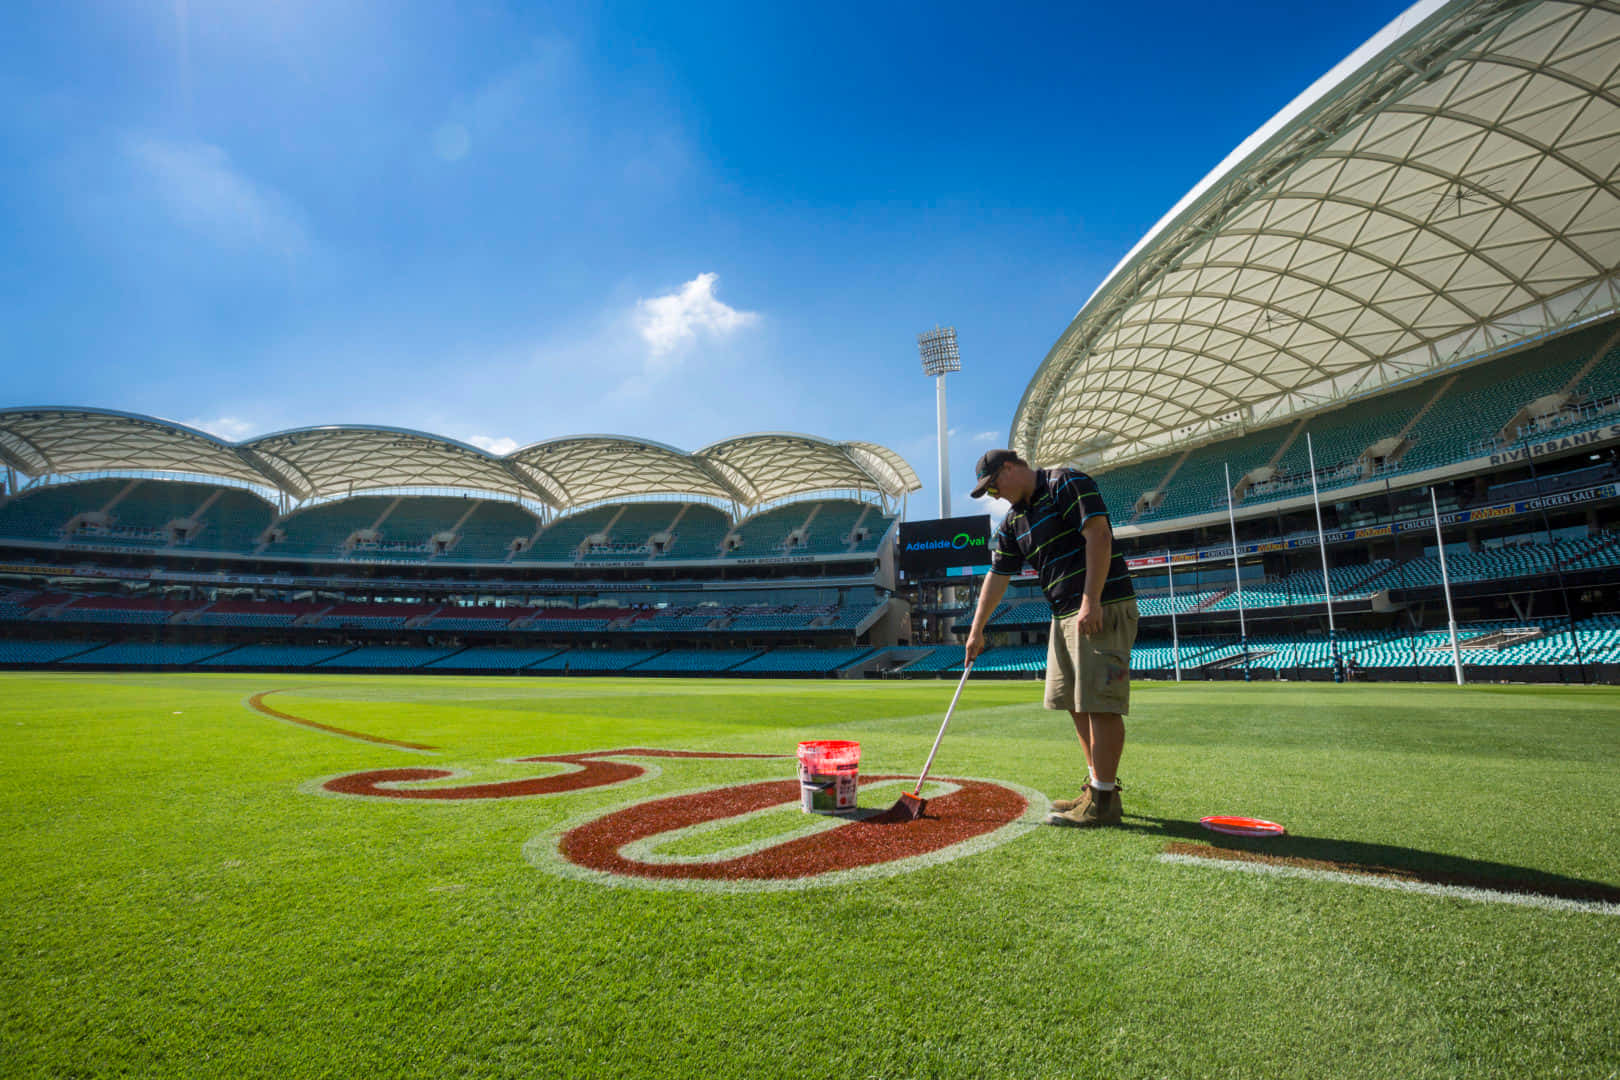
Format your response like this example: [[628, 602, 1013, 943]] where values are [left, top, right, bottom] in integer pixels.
[[1045, 785, 1123, 827], [1049, 780, 1122, 814]]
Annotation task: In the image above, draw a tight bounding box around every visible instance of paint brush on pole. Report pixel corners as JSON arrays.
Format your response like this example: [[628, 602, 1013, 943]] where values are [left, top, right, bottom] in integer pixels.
[[870, 660, 974, 824]]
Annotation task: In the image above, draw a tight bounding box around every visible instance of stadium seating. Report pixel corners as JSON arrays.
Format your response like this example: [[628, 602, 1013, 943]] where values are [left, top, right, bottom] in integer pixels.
[[1091, 457, 1174, 524], [817, 603, 884, 630], [200, 644, 358, 667], [190, 487, 278, 552], [900, 647, 968, 672], [968, 644, 1047, 673], [1136, 427, 1293, 523], [630, 606, 726, 632], [517, 505, 624, 562], [0, 480, 130, 543], [632, 649, 763, 674], [730, 647, 873, 674], [314, 645, 460, 669], [191, 601, 313, 629], [662, 504, 733, 560], [0, 639, 107, 663], [527, 649, 664, 672], [349, 496, 476, 559], [423, 647, 563, 670], [61, 641, 235, 666], [416, 612, 522, 632], [435, 499, 542, 562], [310, 602, 439, 630], [723, 502, 820, 557], [266, 497, 396, 559]]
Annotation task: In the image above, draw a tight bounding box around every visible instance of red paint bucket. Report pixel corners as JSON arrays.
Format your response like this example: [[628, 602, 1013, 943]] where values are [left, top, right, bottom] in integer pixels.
[[797, 740, 860, 813]]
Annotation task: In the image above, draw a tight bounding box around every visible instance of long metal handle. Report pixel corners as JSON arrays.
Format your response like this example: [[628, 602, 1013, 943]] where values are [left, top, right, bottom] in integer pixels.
[[913, 660, 973, 793]]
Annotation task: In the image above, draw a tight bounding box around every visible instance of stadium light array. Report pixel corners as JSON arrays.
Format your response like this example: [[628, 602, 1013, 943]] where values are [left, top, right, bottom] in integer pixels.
[[918, 326, 961, 518]]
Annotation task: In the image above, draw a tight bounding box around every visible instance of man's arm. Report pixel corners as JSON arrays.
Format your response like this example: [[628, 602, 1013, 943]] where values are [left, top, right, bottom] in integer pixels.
[[1075, 516, 1112, 635], [964, 571, 1009, 663]]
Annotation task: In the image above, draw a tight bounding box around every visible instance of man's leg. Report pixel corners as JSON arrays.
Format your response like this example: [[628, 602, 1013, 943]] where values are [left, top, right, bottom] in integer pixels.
[[1087, 712, 1124, 785], [1069, 710, 1095, 779]]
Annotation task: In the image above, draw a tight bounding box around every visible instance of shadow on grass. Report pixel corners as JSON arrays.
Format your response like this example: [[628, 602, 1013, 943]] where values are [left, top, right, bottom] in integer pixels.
[[1121, 814, 1620, 904]]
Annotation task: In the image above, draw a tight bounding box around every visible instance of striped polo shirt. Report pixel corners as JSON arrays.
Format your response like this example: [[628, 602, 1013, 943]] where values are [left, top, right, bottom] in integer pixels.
[[989, 468, 1135, 617]]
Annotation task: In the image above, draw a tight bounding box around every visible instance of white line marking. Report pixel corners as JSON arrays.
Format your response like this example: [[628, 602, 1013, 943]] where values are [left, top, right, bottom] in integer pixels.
[[1158, 853, 1620, 917]]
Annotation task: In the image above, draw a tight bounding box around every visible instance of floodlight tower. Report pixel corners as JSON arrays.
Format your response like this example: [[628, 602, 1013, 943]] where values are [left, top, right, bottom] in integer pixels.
[[918, 326, 961, 519]]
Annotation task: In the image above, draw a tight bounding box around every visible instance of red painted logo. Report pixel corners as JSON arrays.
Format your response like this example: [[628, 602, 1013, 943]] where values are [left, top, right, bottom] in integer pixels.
[[548, 775, 1033, 888], [321, 747, 783, 800]]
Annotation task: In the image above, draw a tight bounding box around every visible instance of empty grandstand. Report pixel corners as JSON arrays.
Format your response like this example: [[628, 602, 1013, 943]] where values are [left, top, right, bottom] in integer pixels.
[[3, 0, 1619, 683]]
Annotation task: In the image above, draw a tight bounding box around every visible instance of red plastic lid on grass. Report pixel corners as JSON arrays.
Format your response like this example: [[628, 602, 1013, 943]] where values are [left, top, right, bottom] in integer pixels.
[[1200, 815, 1286, 837], [797, 740, 861, 772]]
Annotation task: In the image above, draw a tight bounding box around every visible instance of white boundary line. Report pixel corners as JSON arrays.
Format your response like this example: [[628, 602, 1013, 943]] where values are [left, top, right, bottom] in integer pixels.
[[1158, 852, 1620, 917], [526, 776, 1050, 894]]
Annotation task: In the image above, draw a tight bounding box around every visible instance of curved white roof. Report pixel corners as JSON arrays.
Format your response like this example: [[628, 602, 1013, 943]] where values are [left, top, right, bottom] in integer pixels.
[[508, 435, 742, 507], [0, 407, 281, 491], [240, 425, 540, 503], [1014, 0, 1620, 468], [695, 433, 922, 506], [0, 408, 919, 511]]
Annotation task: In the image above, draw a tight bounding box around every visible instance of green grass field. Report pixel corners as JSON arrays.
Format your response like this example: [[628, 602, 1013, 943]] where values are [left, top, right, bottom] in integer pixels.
[[3, 672, 1618, 1079]]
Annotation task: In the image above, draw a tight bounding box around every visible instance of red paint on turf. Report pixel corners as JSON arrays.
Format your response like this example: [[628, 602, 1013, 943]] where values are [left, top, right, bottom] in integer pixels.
[[560, 775, 1026, 880], [323, 748, 786, 800], [249, 690, 438, 751]]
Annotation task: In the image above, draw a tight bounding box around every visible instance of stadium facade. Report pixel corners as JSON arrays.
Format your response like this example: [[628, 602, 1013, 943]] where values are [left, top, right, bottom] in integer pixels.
[[3, 0, 1619, 680]]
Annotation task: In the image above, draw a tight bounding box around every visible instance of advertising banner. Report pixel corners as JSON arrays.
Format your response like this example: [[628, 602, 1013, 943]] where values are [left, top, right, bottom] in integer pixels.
[[897, 514, 993, 574]]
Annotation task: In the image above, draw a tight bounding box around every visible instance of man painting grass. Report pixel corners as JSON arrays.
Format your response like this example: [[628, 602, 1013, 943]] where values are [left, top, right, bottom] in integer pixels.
[[963, 449, 1139, 827]]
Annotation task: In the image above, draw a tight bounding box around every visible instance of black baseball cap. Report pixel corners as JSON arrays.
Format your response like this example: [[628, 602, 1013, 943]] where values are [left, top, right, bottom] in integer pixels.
[[970, 449, 1021, 498]]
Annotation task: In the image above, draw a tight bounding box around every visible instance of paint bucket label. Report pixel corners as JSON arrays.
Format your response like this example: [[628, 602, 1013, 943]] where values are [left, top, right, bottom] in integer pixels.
[[798, 767, 858, 812], [796, 740, 860, 813]]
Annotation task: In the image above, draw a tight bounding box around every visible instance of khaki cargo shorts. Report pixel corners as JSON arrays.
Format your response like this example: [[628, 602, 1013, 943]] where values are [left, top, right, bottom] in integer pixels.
[[1044, 596, 1139, 715]]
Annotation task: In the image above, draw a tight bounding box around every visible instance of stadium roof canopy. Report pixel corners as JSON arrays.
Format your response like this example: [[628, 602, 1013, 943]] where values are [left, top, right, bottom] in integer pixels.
[[0, 407, 921, 513], [1014, 0, 1620, 469]]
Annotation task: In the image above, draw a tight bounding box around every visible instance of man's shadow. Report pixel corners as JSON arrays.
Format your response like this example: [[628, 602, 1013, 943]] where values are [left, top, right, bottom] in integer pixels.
[[1120, 814, 1620, 904]]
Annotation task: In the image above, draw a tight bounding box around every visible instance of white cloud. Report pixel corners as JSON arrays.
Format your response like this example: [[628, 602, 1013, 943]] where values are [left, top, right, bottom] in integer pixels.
[[634, 273, 758, 359], [465, 434, 520, 456], [972, 430, 1000, 444], [183, 415, 256, 442], [123, 135, 309, 257], [968, 491, 1010, 529]]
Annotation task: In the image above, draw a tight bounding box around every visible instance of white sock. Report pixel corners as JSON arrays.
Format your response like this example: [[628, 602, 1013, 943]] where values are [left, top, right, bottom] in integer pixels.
[[1090, 777, 1116, 792]]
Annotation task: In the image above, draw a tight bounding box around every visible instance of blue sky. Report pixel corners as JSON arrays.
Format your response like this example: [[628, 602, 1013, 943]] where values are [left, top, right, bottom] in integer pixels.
[[2, 0, 1412, 519]]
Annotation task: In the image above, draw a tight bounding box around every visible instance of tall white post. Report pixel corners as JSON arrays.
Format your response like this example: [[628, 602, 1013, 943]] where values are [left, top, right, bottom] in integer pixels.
[[1431, 487, 1464, 686], [936, 373, 951, 519], [1306, 432, 1343, 681], [1167, 551, 1182, 682], [1224, 462, 1249, 678]]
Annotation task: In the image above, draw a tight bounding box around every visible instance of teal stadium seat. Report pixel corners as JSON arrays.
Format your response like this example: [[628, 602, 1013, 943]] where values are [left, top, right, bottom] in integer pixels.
[[62, 642, 235, 666], [315, 645, 460, 669], [423, 647, 564, 670], [527, 649, 663, 671], [200, 644, 357, 667], [633, 649, 763, 673], [266, 497, 396, 560], [730, 647, 874, 674], [516, 505, 623, 562], [0, 640, 108, 663], [436, 500, 542, 562]]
